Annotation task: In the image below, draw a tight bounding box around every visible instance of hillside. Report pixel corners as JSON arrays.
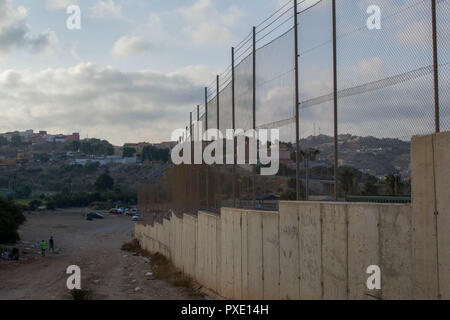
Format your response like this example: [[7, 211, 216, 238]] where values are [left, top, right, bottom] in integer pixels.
[[298, 134, 411, 178]]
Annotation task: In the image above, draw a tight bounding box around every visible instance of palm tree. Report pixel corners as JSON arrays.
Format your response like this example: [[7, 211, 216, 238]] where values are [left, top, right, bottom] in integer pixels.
[[339, 167, 357, 198], [385, 173, 403, 195]]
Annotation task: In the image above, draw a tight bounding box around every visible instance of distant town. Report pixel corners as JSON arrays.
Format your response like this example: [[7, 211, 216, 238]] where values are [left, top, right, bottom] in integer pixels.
[[0, 129, 176, 169]]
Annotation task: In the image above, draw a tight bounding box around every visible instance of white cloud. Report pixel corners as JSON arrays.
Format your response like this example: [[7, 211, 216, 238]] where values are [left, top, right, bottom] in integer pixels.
[[143, 0, 245, 48], [89, 0, 126, 21], [0, 63, 214, 145], [178, 0, 245, 46], [0, 0, 58, 56], [112, 35, 151, 59], [355, 56, 385, 80], [45, 0, 78, 12]]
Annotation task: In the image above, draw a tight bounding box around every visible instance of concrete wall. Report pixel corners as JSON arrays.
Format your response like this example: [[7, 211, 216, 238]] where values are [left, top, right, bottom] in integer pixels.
[[135, 131, 450, 299], [136, 203, 415, 300], [411, 132, 450, 299]]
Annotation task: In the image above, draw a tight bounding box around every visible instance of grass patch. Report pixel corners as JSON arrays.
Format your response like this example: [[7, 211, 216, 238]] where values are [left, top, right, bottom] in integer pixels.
[[121, 240, 193, 289], [150, 253, 193, 288], [121, 239, 142, 253], [69, 289, 93, 300]]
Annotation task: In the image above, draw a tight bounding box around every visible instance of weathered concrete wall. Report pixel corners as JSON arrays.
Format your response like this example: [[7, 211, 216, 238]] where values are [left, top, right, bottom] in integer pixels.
[[411, 131, 450, 299], [135, 131, 450, 300], [136, 203, 412, 300]]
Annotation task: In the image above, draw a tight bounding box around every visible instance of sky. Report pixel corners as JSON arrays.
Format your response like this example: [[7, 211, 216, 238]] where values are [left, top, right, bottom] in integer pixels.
[[0, 0, 285, 145], [0, 0, 448, 145]]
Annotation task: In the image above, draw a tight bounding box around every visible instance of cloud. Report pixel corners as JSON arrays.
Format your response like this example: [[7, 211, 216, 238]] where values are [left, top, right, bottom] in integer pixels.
[[0, 63, 214, 145], [89, 0, 126, 21], [0, 0, 58, 56], [45, 0, 78, 12], [178, 0, 245, 46], [112, 35, 151, 59], [143, 0, 245, 48]]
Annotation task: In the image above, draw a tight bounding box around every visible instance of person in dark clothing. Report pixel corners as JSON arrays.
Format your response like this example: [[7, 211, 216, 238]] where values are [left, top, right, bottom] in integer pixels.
[[49, 236, 54, 254], [11, 247, 19, 260]]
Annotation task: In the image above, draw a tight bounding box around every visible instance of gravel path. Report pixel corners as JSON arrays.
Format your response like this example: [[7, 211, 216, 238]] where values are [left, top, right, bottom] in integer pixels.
[[0, 210, 201, 300]]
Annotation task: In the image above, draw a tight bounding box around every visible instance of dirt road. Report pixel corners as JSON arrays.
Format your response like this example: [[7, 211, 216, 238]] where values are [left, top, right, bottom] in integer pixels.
[[0, 210, 200, 300]]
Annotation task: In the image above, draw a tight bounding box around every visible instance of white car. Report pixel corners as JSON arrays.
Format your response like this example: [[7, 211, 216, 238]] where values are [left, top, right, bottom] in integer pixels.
[[132, 215, 139, 221]]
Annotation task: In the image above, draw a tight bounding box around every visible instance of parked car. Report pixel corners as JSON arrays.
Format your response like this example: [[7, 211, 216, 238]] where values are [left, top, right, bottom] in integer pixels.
[[126, 208, 137, 216], [86, 212, 104, 220], [132, 215, 139, 221], [109, 208, 120, 215]]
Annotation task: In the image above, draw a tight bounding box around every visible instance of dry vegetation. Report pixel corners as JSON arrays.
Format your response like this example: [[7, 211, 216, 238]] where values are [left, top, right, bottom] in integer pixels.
[[121, 240, 193, 289]]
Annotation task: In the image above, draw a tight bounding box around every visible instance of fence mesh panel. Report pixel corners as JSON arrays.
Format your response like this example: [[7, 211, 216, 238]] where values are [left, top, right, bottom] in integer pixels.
[[139, 0, 448, 222], [334, 0, 437, 196], [298, 0, 334, 200], [437, 0, 449, 132]]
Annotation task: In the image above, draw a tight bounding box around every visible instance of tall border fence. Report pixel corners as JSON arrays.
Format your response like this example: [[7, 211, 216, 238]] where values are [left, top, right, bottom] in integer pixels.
[[141, 0, 449, 219], [136, 131, 450, 300]]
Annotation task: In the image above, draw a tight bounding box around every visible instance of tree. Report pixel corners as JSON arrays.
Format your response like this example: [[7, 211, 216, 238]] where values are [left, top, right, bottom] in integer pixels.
[[28, 199, 42, 211], [385, 173, 404, 195], [65, 140, 80, 152], [85, 161, 100, 174], [16, 185, 32, 199], [10, 134, 22, 147], [123, 147, 136, 158], [141, 146, 170, 162], [280, 189, 296, 201], [0, 197, 26, 243], [363, 181, 378, 195], [80, 139, 114, 156], [0, 136, 7, 146], [33, 153, 50, 162], [94, 171, 114, 191], [338, 166, 359, 197]]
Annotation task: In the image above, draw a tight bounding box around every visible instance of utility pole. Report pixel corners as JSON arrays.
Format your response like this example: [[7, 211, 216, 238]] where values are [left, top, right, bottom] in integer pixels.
[[232, 47, 236, 208], [205, 87, 209, 211], [294, 0, 301, 201], [252, 26, 257, 209], [216, 75, 221, 209], [332, 0, 339, 201], [431, 0, 440, 133], [197, 105, 200, 212]]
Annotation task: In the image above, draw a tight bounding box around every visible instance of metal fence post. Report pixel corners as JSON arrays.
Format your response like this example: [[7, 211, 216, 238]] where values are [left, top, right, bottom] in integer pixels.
[[205, 87, 209, 211], [253, 26, 257, 209], [431, 0, 440, 133], [216, 74, 221, 210], [332, 0, 339, 201], [294, 0, 301, 201], [190, 111, 194, 213], [232, 47, 237, 208], [197, 105, 200, 212]]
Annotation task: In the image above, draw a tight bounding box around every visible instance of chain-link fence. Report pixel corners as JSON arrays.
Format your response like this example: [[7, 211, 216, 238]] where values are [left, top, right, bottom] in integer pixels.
[[139, 0, 448, 222]]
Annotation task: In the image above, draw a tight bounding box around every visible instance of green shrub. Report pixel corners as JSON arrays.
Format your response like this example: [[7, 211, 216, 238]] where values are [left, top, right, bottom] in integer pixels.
[[69, 289, 93, 300], [280, 189, 297, 201], [0, 197, 26, 243]]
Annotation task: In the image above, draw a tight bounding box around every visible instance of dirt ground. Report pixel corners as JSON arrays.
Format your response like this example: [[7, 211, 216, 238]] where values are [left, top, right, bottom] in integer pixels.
[[0, 209, 202, 300]]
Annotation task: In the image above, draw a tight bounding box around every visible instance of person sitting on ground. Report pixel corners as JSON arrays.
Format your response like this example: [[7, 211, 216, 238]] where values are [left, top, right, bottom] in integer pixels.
[[11, 247, 19, 261], [40, 240, 47, 257], [1, 249, 10, 260], [49, 236, 54, 254]]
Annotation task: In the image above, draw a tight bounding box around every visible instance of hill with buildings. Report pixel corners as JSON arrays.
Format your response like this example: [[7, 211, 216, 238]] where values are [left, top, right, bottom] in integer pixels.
[[295, 134, 411, 179], [0, 129, 176, 207]]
